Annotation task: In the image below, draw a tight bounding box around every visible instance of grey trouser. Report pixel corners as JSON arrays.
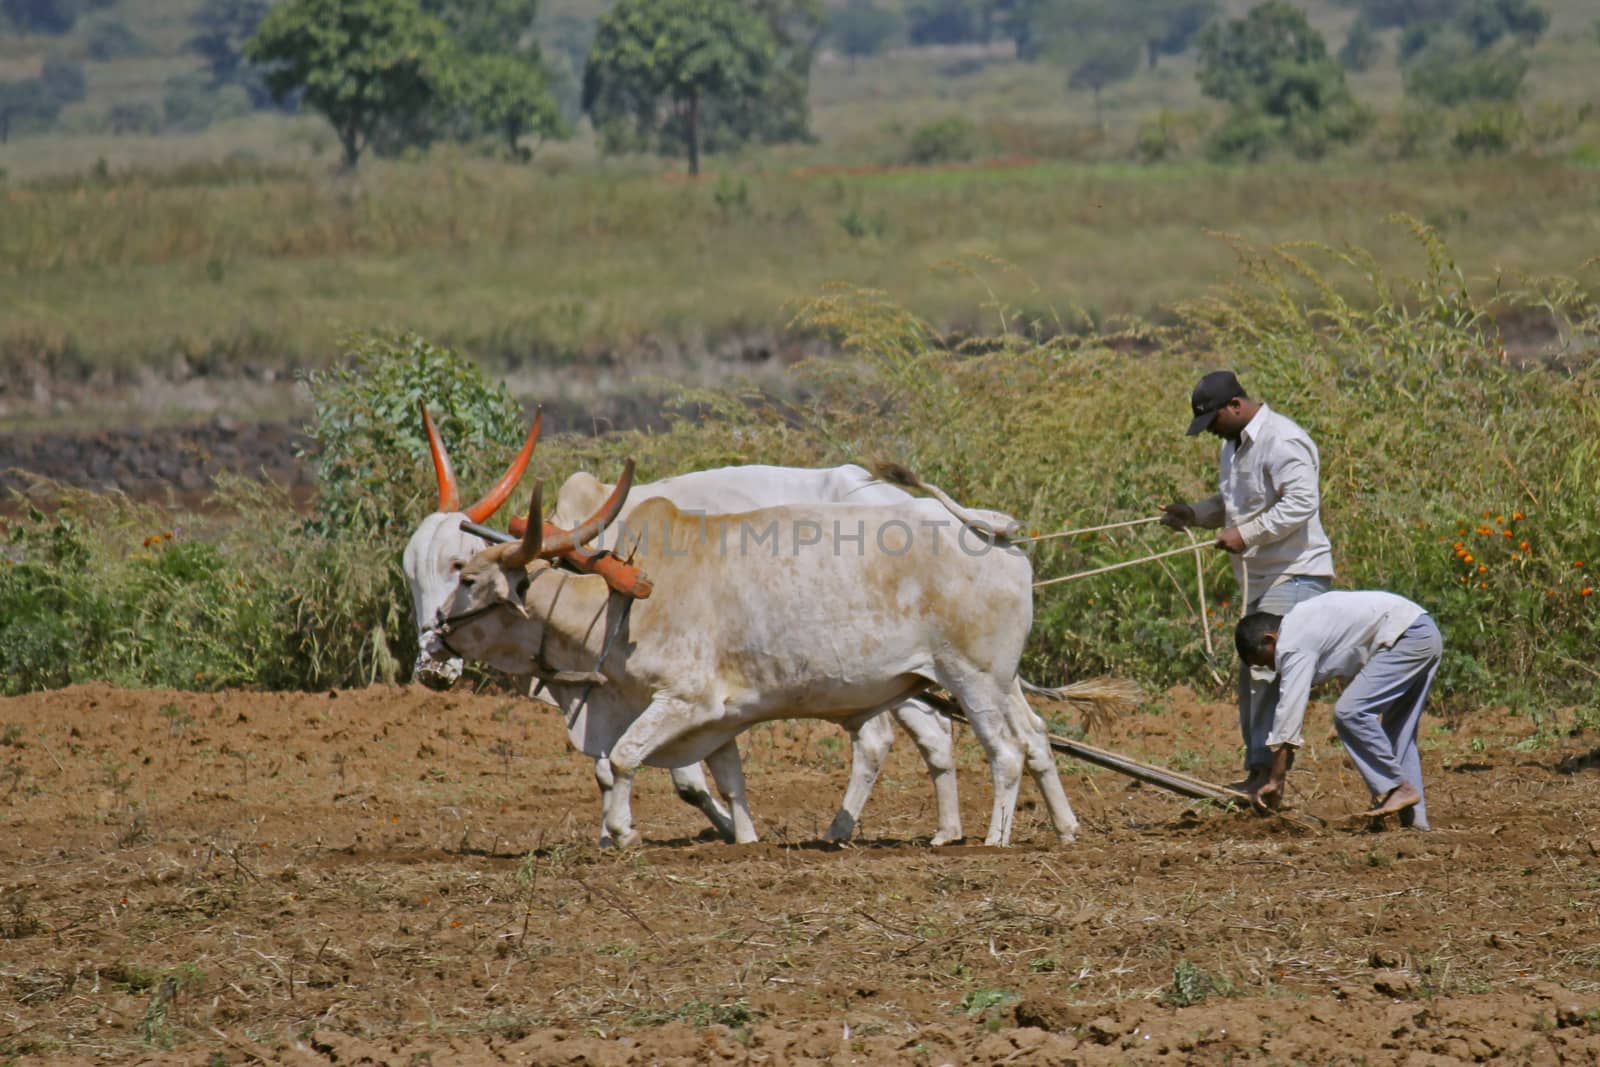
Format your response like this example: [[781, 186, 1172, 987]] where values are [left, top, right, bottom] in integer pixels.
[[1240, 574, 1333, 771], [1333, 615, 1442, 830]]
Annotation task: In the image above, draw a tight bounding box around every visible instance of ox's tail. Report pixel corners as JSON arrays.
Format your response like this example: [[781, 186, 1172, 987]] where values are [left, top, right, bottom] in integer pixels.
[[1021, 676, 1142, 734], [870, 460, 1026, 541]]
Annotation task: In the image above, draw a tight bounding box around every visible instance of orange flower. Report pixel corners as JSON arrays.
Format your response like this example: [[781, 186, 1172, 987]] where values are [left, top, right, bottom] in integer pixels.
[[1502, 530, 1513, 538], [1494, 515, 1505, 525], [1481, 510, 1491, 519], [1548, 590, 1558, 597], [1583, 588, 1594, 597], [1478, 582, 1488, 589], [451, 919, 461, 928], [1477, 564, 1488, 574], [1453, 541, 1464, 550], [1575, 561, 1585, 568], [1511, 553, 1521, 561], [1519, 541, 1529, 551], [1512, 511, 1524, 521], [1463, 554, 1474, 564]]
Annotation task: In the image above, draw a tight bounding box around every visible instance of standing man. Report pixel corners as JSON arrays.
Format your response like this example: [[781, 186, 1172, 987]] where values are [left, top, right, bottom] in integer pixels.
[[1160, 370, 1335, 796], [1234, 592, 1441, 829]]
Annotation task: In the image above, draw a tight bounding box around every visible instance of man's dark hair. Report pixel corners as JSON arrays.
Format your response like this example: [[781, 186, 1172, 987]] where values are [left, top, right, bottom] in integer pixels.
[[1235, 612, 1283, 660]]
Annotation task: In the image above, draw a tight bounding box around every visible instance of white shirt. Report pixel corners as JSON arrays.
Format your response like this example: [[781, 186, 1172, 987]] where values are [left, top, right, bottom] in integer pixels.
[[1191, 404, 1334, 599], [1268, 591, 1428, 749]]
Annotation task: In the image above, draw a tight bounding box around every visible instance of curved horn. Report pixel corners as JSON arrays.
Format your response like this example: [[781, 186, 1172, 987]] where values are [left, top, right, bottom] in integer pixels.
[[500, 481, 544, 569], [464, 406, 543, 523], [420, 401, 461, 513], [540, 458, 634, 557]]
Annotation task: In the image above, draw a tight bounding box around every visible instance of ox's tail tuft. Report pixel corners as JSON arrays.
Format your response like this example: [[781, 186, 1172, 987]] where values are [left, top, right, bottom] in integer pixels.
[[1021, 676, 1141, 735], [870, 459, 923, 491]]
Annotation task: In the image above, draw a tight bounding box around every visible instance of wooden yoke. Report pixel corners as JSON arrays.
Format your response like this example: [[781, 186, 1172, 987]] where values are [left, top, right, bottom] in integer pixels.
[[496, 515, 652, 599]]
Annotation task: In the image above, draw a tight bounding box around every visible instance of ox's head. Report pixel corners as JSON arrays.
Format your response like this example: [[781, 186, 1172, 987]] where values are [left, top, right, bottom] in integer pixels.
[[403, 402, 542, 690], [441, 462, 635, 674]]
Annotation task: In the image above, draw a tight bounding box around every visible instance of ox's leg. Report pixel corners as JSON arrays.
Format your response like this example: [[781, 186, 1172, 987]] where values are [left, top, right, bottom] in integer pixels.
[[703, 742, 759, 844], [825, 711, 893, 843], [668, 764, 736, 843], [939, 674, 1025, 846], [593, 759, 618, 848], [1008, 681, 1079, 844], [603, 696, 702, 849], [892, 697, 963, 846]]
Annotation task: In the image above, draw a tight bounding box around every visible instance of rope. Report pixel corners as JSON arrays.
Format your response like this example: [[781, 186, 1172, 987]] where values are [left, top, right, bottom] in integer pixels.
[[1032, 542, 1213, 588], [1012, 515, 1163, 544]]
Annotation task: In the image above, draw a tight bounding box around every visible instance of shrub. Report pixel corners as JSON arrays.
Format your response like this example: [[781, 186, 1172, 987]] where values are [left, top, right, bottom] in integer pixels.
[[82, 15, 152, 60], [1451, 103, 1522, 155], [904, 115, 980, 164], [162, 71, 250, 132]]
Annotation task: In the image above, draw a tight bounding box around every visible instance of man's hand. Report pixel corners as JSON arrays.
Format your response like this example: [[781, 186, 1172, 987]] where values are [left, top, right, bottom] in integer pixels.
[[1216, 527, 1247, 553], [1251, 777, 1283, 813], [1251, 746, 1292, 813], [1160, 502, 1196, 531]]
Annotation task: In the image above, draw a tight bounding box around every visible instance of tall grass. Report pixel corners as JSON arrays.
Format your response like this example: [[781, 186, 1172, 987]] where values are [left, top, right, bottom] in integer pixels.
[[2, 223, 1596, 714]]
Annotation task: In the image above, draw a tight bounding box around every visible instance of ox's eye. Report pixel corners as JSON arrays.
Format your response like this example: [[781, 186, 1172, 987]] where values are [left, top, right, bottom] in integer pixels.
[[450, 559, 464, 572]]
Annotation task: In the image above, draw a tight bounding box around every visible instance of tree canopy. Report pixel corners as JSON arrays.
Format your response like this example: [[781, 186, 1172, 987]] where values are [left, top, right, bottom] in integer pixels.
[[581, 0, 778, 175], [1196, 1, 1369, 159]]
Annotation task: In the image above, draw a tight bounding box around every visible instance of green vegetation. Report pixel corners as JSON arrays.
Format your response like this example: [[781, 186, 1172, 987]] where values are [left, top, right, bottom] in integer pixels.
[[581, 0, 782, 176], [4, 224, 1596, 713]]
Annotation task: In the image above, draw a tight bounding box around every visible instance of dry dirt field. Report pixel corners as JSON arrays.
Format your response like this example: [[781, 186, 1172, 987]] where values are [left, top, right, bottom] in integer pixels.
[[2, 683, 1599, 1065]]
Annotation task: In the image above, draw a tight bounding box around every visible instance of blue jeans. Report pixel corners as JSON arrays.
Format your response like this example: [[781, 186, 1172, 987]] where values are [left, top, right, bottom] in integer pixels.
[[1239, 575, 1332, 771], [1334, 615, 1441, 830]]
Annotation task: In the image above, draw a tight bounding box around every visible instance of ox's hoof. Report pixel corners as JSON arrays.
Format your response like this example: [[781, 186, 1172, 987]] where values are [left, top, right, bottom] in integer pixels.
[[929, 830, 965, 847]]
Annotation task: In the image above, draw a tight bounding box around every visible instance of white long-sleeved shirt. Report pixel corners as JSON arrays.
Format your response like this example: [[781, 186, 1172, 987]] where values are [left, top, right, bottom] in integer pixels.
[[1191, 404, 1334, 599], [1267, 591, 1428, 750]]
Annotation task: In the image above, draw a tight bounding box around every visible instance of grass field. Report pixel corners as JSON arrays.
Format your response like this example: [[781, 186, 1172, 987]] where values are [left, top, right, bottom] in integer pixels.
[[4, 154, 1598, 388]]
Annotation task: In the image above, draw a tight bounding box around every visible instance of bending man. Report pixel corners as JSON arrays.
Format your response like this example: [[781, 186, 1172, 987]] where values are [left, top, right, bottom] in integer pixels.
[[1234, 591, 1441, 829], [1161, 370, 1334, 795]]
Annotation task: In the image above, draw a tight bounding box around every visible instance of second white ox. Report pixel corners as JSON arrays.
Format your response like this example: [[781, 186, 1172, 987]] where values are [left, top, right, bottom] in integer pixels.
[[438, 468, 1081, 848]]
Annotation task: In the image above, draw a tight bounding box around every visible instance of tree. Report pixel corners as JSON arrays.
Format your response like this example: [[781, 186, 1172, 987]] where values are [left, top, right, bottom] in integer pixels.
[[244, 0, 450, 168], [830, 0, 899, 67], [189, 0, 273, 105], [1353, 0, 1462, 30], [1338, 14, 1382, 71], [443, 49, 564, 158], [1456, 0, 1547, 49], [1196, 1, 1369, 159], [0, 79, 45, 143], [1065, 33, 1141, 128], [699, 0, 822, 151], [421, 0, 540, 55], [1403, 30, 1529, 104], [906, 0, 980, 45], [582, 0, 776, 176], [1142, 0, 1219, 69], [1, 0, 80, 34]]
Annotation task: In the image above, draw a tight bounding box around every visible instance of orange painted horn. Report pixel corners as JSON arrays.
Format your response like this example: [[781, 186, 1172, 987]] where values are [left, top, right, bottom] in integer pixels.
[[419, 402, 460, 513], [464, 407, 543, 523], [540, 459, 635, 557]]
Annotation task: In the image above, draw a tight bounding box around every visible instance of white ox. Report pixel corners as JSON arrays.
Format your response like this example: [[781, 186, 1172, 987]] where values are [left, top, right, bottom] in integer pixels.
[[404, 410, 973, 844], [438, 468, 1081, 848]]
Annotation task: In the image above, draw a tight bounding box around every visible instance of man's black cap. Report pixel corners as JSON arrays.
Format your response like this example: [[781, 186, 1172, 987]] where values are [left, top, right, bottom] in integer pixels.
[[1186, 370, 1247, 436]]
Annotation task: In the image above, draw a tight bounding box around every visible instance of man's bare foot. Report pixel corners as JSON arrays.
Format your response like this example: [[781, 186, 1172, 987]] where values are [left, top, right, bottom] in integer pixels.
[[1252, 779, 1284, 813], [1361, 782, 1421, 818]]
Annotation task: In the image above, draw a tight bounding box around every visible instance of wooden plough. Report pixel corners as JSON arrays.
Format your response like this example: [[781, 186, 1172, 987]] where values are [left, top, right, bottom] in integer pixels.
[[917, 691, 1325, 833]]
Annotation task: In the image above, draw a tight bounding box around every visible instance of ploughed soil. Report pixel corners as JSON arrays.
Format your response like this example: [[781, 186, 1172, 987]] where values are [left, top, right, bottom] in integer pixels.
[[2, 683, 1599, 1065]]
